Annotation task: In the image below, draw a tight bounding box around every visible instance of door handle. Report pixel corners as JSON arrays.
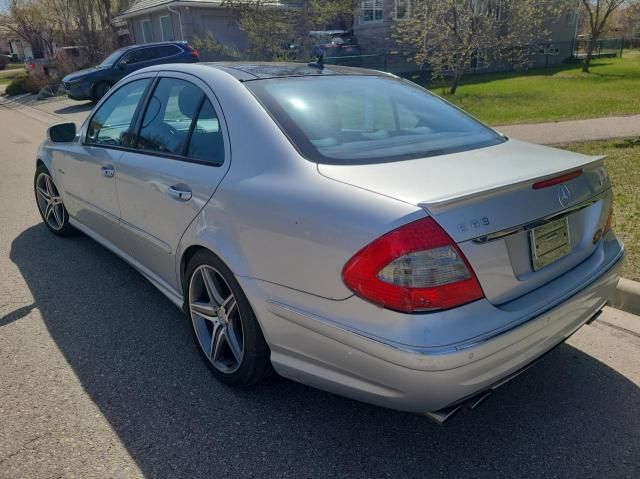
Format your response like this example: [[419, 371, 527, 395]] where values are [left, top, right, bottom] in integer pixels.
[[167, 185, 192, 201], [101, 166, 115, 178]]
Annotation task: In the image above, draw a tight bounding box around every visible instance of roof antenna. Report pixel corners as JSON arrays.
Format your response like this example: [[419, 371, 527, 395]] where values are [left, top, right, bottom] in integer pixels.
[[308, 52, 324, 70]]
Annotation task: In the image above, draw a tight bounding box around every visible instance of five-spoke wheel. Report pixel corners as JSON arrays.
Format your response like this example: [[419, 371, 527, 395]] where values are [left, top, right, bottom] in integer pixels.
[[190, 265, 245, 374], [185, 250, 271, 386], [34, 164, 74, 236]]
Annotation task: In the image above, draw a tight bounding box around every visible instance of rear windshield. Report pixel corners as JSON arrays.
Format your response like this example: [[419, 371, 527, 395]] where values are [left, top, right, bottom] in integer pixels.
[[246, 75, 505, 165]]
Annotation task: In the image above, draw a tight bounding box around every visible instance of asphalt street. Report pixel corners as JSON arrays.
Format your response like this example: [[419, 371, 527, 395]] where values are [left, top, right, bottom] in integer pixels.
[[0, 97, 639, 478]]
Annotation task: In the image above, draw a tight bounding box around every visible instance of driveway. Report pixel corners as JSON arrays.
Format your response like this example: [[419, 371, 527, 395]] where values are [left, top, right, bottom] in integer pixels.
[[1, 98, 639, 478]]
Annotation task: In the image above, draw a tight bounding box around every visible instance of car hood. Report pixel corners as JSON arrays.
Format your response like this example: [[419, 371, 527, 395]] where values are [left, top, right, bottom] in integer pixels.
[[63, 66, 106, 82], [317, 139, 601, 207]]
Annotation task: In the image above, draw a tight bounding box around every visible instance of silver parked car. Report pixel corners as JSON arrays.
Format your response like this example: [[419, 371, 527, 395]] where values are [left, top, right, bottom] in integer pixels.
[[35, 63, 624, 423]]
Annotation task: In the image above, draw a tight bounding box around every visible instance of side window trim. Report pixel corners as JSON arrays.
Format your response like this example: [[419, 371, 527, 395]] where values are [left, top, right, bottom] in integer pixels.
[[129, 75, 161, 149], [82, 75, 156, 148], [181, 95, 206, 156]]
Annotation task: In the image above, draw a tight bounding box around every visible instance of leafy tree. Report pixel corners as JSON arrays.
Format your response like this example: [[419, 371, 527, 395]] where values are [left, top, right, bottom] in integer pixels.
[[580, 1, 634, 72], [221, 0, 355, 61], [393, 0, 572, 94]]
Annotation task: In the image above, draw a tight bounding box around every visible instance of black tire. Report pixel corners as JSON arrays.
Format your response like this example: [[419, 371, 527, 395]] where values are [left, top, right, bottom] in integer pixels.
[[92, 81, 112, 102], [184, 249, 272, 387], [34, 163, 76, 237]]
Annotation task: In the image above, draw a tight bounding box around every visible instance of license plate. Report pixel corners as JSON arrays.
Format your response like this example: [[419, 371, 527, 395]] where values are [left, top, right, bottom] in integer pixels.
[[529, 217, 571, 271]]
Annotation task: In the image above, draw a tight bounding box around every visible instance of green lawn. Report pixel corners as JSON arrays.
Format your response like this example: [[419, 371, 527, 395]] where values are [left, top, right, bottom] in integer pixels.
[[429, 50, 640, 125], [562, 138, 640, 281], [0, 67, 24, 80]]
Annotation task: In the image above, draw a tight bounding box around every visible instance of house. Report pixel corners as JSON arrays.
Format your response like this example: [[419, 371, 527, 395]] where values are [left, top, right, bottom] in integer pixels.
[[352, 0, 582, 72], [115, 0, 581, 73], [113, 0, 256, 54], [0, 26, 34, 60]]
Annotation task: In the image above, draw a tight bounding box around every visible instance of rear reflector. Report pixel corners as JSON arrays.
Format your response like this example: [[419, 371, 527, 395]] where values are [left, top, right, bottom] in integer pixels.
[[342, 217, 484, 313], [532, 170, 582, 189], [604, 204, 614, 234]]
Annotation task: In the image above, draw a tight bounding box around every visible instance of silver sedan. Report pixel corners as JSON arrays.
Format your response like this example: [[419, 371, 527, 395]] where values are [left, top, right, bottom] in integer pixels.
[[35, 62, 624, 423]]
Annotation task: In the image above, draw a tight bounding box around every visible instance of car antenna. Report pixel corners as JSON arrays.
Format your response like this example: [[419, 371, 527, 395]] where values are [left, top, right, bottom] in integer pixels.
[[308, 53, 324, 70]]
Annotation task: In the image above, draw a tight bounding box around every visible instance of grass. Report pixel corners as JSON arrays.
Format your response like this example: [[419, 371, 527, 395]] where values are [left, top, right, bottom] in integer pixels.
[[562, 138, 640, 281], [0, 67, 24, 80], [429, 50, 640, 125]]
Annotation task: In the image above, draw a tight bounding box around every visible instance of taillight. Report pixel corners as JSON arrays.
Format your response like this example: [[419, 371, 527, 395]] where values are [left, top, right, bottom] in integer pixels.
[[342, 217, 484, 313], [604, 204, 614, 234], [186, 45, 199, 58]]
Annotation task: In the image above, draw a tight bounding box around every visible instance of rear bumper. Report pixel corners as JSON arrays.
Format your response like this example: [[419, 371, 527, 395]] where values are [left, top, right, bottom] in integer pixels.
[[243, 236, 623, 413]]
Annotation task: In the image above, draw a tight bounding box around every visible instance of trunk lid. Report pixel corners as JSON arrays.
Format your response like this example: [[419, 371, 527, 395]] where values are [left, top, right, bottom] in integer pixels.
[[318, 139, 612, 304]]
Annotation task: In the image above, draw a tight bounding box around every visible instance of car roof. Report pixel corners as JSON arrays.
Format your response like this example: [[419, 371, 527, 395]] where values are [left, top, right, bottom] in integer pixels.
[[122, 41, 188, 52], [200, 62, 390, 81]]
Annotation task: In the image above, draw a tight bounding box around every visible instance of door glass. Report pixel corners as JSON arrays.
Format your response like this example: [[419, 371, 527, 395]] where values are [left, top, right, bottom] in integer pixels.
[[187, 99, 225, 165], [137, 78, 203, 155], [86, 78, 150, 147]]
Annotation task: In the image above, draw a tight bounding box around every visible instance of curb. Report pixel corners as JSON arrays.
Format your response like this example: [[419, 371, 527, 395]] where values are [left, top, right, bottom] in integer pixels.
[[609, 278, 640, 316]]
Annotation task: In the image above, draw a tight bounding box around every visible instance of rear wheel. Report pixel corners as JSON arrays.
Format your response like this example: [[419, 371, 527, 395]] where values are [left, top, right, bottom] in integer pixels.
[[184, 250, 271, 386], [34, 164, 75, 236], [92, 81, 112, 102]]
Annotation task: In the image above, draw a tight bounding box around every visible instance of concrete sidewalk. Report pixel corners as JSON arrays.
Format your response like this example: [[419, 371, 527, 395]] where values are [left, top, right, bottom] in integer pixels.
[[3, 90, 640, 146], [496, 114, 640, 145]]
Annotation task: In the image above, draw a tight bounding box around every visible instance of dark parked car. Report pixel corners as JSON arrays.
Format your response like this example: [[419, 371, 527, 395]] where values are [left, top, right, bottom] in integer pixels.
[[62, 41, 199, 101], [310, 30, 362, 66], [0, 54, 12, 70]]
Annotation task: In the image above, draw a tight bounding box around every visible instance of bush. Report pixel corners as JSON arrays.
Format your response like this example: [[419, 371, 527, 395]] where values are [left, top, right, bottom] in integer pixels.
[[5, 72, 52, 96], [5, 73, 29, 96]]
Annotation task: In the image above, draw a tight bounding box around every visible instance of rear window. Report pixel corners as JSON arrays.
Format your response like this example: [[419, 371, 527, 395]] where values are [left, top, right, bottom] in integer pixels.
[[245, 75, 505, 165]]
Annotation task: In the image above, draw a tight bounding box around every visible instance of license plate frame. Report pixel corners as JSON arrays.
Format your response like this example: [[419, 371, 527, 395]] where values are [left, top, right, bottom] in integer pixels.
[[529, 217, 571, 271]]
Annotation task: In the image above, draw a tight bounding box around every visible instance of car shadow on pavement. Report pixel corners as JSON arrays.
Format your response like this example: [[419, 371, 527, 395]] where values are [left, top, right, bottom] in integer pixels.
[[53, 102, 94, 115], [10, 224, 640, 478]]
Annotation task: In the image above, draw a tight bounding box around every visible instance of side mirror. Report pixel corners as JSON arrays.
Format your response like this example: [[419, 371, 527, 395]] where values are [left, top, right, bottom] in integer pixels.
[[47, 122, 77, 143]]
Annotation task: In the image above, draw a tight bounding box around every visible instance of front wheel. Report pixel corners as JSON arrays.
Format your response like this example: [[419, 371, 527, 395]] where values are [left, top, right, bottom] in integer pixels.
[[92, 82, 112, 102], [185, 250, 272, 386], [34, 164, 75, 236]]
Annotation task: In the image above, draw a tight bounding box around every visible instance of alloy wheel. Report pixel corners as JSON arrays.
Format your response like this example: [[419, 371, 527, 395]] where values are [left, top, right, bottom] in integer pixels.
[[189, 265, 244, 374], [35, 172, 65, 231]]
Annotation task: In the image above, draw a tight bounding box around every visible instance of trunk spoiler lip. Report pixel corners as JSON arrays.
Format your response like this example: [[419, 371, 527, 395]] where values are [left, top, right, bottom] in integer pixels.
[[417, 155, 607, 209], [468, 187, 612, 245]]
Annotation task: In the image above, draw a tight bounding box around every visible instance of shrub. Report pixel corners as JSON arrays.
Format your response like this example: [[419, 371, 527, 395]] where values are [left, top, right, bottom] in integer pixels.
[[5, 72, 53, 96], [5, 73, 29, 96]]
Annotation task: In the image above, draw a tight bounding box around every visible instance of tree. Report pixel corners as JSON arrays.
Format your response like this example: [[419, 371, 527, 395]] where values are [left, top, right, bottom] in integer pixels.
[[220, 0, 355, 61], [0, 0, 56, 58], [0, 0, 129, 61], [580, 1, 630, 72], [393, 0, 572, 94]]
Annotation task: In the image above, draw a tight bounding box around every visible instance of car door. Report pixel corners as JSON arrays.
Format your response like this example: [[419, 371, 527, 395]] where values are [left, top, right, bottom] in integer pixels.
[[114, 72, 230, 289], [57, 75, 153, 244]]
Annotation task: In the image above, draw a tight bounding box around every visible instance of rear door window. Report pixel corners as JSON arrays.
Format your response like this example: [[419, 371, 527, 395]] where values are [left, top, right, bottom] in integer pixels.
[[186, 98, 225, 165], [147, 45, 181, 60], [137, 78, 204, 155]]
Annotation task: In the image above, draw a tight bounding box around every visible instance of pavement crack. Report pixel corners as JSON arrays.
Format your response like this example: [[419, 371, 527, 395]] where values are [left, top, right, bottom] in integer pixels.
[[0, 433, 48, 466]]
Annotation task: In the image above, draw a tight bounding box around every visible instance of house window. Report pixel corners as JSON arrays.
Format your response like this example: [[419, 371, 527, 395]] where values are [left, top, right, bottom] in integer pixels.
[[141, 19, 153, 43], [362, 0, 383, 23], [160, 15, 174, 41], [395, 0, 410, 20]]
